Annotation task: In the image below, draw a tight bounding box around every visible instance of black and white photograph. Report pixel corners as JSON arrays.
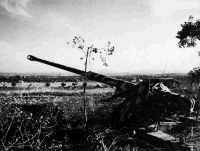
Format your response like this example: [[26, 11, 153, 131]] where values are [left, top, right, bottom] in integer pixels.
[[0, 0, 200, 150]]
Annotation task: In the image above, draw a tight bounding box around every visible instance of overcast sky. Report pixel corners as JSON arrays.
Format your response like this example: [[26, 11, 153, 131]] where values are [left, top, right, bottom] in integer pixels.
[[0, 0, 200, 74]]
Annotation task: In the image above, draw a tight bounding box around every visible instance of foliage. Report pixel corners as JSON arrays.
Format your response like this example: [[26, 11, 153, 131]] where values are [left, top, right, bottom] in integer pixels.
[[45, 82, 50, 87], [0, 100, 66, 151], [61, 82, 66, 87], [0, 84, 199, 150], [176, 15, 200, 48], [0, 93, 135, 150], [11, 81, 17, 87], [176, 16, 200, 86], [187, 67, 200, 85], [87, 128, 164, 151], [70, 36, 115, 67]]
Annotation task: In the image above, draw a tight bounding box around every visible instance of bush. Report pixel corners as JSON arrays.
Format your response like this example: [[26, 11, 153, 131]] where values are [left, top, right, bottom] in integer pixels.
[[45, 82, 50, 87], [0, 100, 66, 150], [11, 81, 17, 87], [61, 82, 66, 87]]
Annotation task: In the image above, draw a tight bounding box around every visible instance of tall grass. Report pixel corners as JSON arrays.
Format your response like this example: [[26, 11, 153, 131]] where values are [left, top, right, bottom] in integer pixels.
[[0, 92, 167, 151]]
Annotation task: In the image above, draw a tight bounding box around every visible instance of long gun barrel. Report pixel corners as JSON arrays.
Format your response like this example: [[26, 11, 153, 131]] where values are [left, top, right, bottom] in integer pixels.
[[27, 55, 135, 94], [27, 55, 85, 76]]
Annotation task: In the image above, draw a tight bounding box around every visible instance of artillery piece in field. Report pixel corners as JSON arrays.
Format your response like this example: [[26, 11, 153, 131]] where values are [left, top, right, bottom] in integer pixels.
[[27, 55, 198, 126], [28, 55, 200, 150]]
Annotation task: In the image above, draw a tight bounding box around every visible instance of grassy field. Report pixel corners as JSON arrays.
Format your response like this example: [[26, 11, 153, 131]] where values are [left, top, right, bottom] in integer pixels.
[[0, 82, 114, 94], [0, 82, 120, 151], [0, 80, 200, 150]]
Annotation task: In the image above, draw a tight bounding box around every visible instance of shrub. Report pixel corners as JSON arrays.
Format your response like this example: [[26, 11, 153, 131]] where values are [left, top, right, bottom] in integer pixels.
[[61, 82, 66, 87], [0, 100, 66, 150], [45, 82, 50, 87], [11, 81, 17, 87]]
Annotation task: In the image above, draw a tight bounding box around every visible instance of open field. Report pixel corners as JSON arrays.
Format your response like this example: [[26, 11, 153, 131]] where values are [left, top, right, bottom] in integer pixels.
[[0, 77, 200, 150], [0, 82, 114, 94], [0, 83, 120, 151]]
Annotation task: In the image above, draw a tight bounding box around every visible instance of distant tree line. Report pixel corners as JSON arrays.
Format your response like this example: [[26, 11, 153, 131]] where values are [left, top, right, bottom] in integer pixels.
[[0, 75, 83, 83], [0, 74, 188, 83]]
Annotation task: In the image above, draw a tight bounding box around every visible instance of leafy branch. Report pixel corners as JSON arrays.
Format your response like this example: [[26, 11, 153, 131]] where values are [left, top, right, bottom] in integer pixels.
[[71, 36, 114, 67]]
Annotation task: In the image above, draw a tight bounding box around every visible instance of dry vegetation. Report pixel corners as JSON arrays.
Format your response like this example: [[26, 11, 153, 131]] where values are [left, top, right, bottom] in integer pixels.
[[0, 75, 200, 150]]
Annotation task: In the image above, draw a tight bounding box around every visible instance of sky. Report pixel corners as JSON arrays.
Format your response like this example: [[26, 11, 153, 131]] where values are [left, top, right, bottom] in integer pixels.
[[0, 0, 200, 75]]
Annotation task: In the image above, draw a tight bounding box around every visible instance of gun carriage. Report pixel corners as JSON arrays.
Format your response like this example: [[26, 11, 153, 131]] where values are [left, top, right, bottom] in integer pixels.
[[27, 55, 199, 151]]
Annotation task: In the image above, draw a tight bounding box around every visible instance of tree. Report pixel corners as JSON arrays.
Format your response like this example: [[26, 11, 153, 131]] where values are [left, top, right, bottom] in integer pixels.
[[61, 82, 66, 87], [176, 16, 200, 85], [68, 36, 115, 125], [188, 68, 200, 84], [176, 16, 200, 48], [11, 81, 17, 87], [45, 82, 50, 87]]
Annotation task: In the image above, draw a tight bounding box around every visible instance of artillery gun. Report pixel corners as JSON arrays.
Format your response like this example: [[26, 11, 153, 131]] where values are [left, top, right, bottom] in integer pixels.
[[27, 55, 136, 95], [27, 55, 197, 123], [28, 55, 199, 150], [27, 55, 176, 93]]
